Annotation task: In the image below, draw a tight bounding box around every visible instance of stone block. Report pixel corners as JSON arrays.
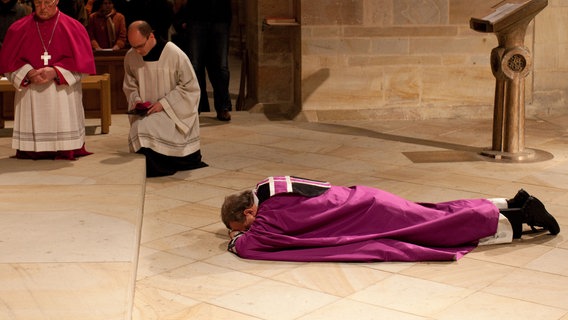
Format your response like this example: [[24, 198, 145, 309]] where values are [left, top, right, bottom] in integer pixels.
[[449, 0, 503, 25], [393, 0, 449, 25], [442, 55, 468, 65], [558, 43, 568, 70], [370, 38, 410, 55], [534, 42, 558, 70], [304, 104, 495, 121], [258, 65, 293, 101], [363, 0, 394, 26], [421, 67, 494, 106], [339, 38, 373, 54], [303, 38, 342, 55], [348, 55, 442, 66], [534, 7, 568, 45], [469, 54, 491, 67], [302, 0, 363, 25], [531, 91, 566, 115], [344, 26, 459, 37], [303, 55, 349, 70], [534, 70, 568, 90], [383, 66, 421, 105], [306, 26, 342, 38], [301, 67, 331, 104], [258, 0, 295, 18], [303, 38, 373, 55], [262, 34, 293, 54], [301, 66, 384, 109], [409, 36, 496, 55], [549, 0, 568, 7]]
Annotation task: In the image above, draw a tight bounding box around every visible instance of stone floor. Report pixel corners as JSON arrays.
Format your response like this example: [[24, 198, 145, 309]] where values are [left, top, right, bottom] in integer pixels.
[[3, 109, 567, 319], [0, 116, 146, 320]]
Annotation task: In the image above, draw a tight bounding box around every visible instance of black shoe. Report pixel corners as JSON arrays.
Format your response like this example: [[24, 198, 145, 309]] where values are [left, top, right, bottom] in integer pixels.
[[217, 110, 231, 121], [507, 189, 530, 208], [499, 208, 524, 238], [523, 196, 560, 235]]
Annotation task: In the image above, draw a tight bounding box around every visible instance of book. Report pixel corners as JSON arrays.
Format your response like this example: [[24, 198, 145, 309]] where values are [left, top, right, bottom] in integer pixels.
[[264, 17, 298, 26]]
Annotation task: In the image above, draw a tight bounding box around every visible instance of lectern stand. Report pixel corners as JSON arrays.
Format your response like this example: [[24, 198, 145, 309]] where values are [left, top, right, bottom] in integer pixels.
[[470, 0, 547, 161]]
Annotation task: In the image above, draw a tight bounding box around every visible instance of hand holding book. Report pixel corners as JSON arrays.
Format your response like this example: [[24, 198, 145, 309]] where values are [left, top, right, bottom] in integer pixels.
[[127, 101, 152, 116]]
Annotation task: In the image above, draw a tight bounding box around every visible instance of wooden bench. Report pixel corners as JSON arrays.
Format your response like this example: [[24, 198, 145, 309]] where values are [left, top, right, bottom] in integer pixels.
[[0, 73, 112, 134]]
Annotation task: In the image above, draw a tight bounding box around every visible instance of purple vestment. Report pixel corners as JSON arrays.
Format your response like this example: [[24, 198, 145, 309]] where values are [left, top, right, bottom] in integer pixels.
[[231, 185, 500, 262]]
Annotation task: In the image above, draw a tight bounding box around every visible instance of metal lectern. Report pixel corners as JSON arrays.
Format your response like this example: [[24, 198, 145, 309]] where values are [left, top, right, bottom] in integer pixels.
[[470, 0, 548, 161]]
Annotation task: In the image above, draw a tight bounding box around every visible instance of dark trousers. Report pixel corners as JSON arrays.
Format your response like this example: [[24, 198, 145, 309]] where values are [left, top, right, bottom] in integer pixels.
[[187, 21, 232, 114]]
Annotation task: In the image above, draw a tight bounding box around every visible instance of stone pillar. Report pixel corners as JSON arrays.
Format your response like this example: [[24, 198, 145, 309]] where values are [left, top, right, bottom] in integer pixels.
[[470, 0, 548, 161], [243, 0, 300, 117]]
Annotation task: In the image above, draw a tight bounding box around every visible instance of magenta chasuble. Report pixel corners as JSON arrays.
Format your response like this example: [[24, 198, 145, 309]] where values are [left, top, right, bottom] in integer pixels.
[[230, 178, 500, 262]]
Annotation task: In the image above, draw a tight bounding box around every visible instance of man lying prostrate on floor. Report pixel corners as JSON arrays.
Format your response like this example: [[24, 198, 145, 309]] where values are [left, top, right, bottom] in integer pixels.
[[221, 176, 560, 262]]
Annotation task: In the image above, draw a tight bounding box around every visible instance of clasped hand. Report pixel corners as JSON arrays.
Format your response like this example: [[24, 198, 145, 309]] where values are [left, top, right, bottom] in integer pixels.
[[146, 102, 164, 115], [228, 229, 242, 239], [26, 67, 57, 85]]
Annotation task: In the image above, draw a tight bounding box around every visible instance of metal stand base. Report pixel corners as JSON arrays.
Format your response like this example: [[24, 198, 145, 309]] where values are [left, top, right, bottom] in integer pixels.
[[480, 148, 553, 163]]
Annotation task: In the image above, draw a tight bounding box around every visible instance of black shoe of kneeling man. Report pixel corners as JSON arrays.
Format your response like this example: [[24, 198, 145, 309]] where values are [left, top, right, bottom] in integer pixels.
[[523, 196, 560, 235]]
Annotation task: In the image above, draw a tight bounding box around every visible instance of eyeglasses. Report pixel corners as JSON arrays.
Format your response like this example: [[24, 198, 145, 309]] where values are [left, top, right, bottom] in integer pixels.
[[34, 0, 57, 7], [131, 37, 148, 50]]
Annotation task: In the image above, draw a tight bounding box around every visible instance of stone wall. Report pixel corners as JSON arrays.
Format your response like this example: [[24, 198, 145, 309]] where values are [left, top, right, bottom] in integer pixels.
[[244, 0, 568, 121], [532, 0, 568, 116]]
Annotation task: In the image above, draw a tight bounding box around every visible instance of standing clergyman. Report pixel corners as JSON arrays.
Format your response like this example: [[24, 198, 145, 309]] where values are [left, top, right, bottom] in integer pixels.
[[0, 0, 96, 160]]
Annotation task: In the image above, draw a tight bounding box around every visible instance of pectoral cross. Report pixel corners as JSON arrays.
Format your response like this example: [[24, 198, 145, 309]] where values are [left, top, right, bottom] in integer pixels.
[[41, 51, 51, 66]]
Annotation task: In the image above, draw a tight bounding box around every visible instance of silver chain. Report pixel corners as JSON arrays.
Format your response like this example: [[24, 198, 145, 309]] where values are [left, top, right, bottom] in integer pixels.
[[35, 12, 60, 53]]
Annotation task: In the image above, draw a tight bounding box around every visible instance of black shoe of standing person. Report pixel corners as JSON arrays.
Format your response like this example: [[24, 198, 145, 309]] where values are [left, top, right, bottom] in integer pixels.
[[507, 189, 530, 208], [523, 196, 560, 235], [217, 110, 231, 121]]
